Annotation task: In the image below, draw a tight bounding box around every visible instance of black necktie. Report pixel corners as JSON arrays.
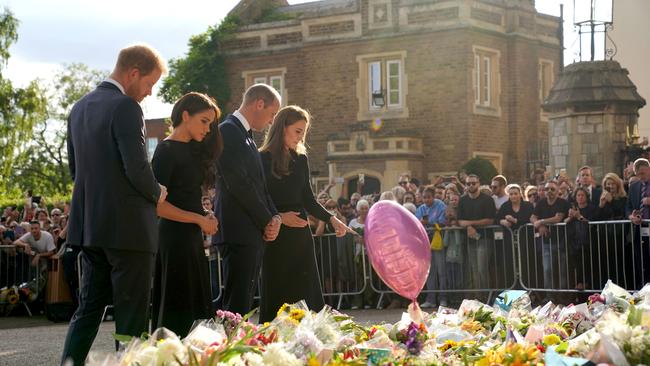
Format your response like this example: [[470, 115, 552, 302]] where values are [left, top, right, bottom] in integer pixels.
[[247, 129, 253, 139]]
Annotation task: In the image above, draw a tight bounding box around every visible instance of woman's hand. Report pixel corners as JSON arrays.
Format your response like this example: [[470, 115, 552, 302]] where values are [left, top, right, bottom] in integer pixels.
[[330, 216, 354, 237], [280, 211, 308, 227], [199, 215, 218, 235]]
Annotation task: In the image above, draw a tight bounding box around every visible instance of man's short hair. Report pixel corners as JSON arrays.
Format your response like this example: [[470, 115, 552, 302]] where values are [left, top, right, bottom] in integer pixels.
[[115, 44, 167, 76], [242, 84, 281, 107], [337, 197, 350, 207], [578, 165, 593, 174], [29, 220, 40, 226], [466, 174, 480, 182], [492, 175, 507, 186], [633, 158, 650, 174]]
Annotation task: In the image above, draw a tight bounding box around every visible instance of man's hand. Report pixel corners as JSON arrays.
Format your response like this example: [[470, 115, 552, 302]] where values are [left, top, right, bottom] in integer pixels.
[[158, 184, 168, 204], [538, 225, 549, 237], [642, 197, 650, 206], [264, 216, 282, 242], [199, 216, 218, 235], [280, 211, 308, 228], [466, 225, 477, 239], [31, 253, 40, 267], [630, 210, 642, 225]]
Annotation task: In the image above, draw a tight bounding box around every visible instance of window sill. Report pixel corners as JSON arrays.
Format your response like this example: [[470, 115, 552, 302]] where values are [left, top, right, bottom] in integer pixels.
[[358, 106, 409, 121], [473, 104, 501, 118]]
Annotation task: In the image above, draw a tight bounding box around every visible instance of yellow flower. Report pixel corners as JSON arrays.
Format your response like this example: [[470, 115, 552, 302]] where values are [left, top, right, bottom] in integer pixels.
[[263, 322, 270, 327], [438, 340, 458, 352], [543, 334, 561, 346], [460, 320, 484, 333], [289, 308, 306, 322], [307, 355, 321, 366], [276, 303, 289, 318]]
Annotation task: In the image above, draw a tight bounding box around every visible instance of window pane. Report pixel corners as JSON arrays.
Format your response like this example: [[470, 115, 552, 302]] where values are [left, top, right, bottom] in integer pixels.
[[482, 57, 490, 105], [474, 54, 480, 105], [146, 138, 158, 160], [369, 61, 382, 107], [253, 76, 266, 85], [387, 60, 401, 106], [270, 76, 282, 93]]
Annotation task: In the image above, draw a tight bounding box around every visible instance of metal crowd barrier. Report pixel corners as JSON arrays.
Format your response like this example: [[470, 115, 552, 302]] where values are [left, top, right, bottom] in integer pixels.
[[207, 219, 650, 310], [516, 220, 650, 294], [0, 245, 42, 316]]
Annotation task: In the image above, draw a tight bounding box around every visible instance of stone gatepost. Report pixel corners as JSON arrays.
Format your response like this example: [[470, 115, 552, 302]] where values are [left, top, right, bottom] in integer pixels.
[[542, 60, 645, 180]]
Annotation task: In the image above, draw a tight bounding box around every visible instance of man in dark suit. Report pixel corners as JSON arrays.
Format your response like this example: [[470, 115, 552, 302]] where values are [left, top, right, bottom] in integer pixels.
[[213, 84, 282, 316], [61, 44, 168, 366], [625, 158, 650, 288], [577, 165, 602, 206]]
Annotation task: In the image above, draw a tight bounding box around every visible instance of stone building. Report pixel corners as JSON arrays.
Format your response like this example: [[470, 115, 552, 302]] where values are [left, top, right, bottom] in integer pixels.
[[220, 0, 562, 196]]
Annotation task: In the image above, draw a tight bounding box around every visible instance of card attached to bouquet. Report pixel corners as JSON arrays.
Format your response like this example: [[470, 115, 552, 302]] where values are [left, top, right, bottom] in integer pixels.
[[641, 226, 650, 237]]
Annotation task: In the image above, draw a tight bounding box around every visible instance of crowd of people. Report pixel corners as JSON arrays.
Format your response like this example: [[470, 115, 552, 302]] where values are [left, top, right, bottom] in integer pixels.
[[309, 160, 650, 308]]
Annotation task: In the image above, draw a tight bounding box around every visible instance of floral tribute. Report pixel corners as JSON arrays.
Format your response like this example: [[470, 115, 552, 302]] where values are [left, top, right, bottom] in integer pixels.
[[89, 281, 650, 366]]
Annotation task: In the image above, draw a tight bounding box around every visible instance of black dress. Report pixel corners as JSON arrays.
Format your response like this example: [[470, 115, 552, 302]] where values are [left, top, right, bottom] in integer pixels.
[[259, 151, 331, 322], [151, 140, 212, 337]]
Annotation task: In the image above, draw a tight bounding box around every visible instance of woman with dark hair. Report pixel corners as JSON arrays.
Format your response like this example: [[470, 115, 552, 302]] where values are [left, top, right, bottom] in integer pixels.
[[258, 105, 350, 322], [564, 187, 597, 291], [151, 92, 221, 337]]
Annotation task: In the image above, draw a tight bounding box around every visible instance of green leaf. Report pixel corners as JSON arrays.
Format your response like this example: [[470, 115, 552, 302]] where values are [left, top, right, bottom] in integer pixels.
[[113, 333, 134, 343]]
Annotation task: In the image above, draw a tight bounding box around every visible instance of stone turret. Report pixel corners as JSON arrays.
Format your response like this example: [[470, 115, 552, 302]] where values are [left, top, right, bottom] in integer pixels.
[[543, 60, 646, 178]]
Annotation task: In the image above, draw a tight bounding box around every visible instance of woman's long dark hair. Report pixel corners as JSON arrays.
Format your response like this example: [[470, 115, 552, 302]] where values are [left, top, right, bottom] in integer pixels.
[[259, 105, 310, 179], [170, 92, 223, 190]]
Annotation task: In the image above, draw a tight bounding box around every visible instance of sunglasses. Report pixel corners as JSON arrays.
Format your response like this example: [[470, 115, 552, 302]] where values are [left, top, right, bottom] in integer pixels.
[[544, 187, 557, 192], [466, 182, 479, 186]]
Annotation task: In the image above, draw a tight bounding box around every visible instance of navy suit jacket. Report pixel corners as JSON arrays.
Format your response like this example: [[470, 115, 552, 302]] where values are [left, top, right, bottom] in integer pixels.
[[66, 82, 161, 253], [626, 180, 643, 217], [213, 115, 278, 246]]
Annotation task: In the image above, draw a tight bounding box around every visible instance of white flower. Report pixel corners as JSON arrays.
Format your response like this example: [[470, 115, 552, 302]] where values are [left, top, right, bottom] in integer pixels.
[[241, 352, 264, 366], [288, 329, 324, 359], [156, 338, 186, 366], [262, 343, 302, 366], [128, 345, 157, 366]]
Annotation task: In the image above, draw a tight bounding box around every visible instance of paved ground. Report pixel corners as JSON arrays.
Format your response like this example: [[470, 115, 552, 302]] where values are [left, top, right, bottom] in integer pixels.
[[0, 309, 405, 365]]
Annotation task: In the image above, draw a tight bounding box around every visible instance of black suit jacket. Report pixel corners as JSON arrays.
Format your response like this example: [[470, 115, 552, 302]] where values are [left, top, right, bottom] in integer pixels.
[[66, 82, 161, 253], [590, 186, 602, 207], [213, 114, 278, 246]]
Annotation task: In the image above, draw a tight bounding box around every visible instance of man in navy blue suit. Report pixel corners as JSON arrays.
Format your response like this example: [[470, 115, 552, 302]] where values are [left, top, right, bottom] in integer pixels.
[[213, 84, 282, 316], [625, 158, 650, 288], [62, 44, 168, 366]]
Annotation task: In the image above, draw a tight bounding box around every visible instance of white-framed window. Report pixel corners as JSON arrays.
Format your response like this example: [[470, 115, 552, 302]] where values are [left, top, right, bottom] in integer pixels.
[[146, 137, 158, 160], [242, 68, 287, 105], [472, 46, 500, 116], [539, 59, 554, 103], [474, 53, 493, 106], [366, 59, 402, 109], [356, 51, 408, 121]]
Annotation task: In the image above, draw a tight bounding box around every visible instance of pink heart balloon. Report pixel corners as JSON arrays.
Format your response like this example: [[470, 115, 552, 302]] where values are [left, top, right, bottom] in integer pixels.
[[364, 200, 431, 302]]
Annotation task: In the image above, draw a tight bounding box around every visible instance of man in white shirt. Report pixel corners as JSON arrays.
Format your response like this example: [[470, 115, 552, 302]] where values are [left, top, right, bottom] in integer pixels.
[[491, 175, 509, 210], [13, 220, 56, 267]]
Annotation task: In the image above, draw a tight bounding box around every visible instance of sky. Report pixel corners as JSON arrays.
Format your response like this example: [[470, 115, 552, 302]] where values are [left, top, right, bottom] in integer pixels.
[[3, 0, 581, 119]]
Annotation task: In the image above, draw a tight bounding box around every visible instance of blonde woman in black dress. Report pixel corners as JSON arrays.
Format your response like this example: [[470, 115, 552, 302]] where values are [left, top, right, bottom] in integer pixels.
[[258, 105, 350, 322]]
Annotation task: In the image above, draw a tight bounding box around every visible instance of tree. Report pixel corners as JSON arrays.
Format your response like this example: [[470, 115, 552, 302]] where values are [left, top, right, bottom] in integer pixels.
[[461, 157, 499, 185], [0, 8, 48, 196], [11, 63, 107, 196], [158, 16, 240, 110]]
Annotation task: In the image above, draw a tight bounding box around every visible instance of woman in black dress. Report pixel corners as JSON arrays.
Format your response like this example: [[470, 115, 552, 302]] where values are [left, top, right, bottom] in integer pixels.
[[151, 92, 222, 337], [258, 105, 349, 322]]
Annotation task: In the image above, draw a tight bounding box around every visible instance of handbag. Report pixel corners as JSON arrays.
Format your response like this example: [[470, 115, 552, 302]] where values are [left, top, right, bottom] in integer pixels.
[[430, 224, 443, 250]]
